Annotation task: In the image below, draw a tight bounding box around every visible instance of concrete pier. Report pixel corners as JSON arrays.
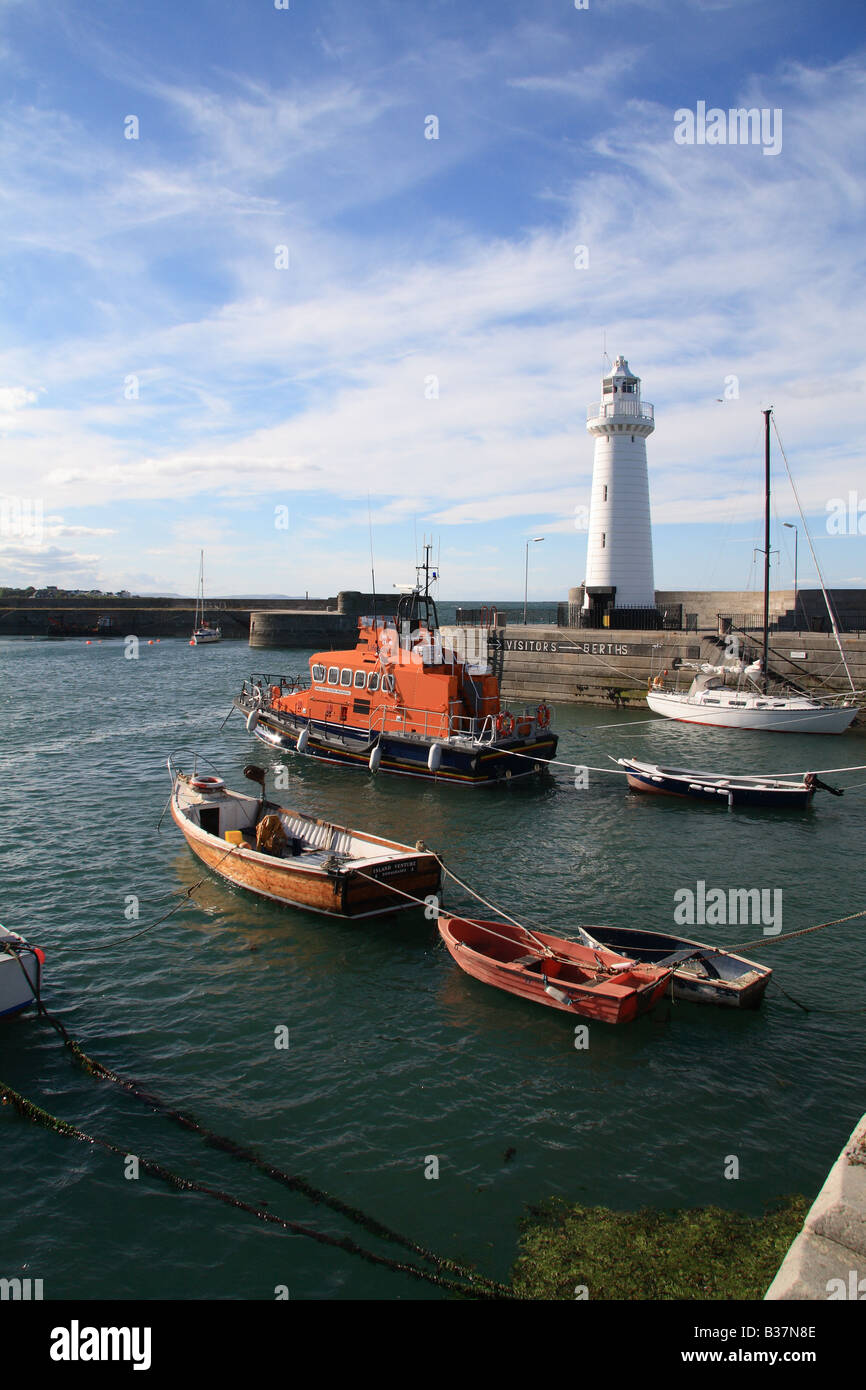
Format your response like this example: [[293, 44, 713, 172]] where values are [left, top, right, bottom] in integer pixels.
[[0, 591, 396, 644], [765, 1114, 866, 1300], [441, 624, 866, 725], [248, 592, 398, 650]]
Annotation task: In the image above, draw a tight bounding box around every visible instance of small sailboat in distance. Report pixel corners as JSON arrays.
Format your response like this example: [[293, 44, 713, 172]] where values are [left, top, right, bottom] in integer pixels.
[[190, 550, 221, 645]]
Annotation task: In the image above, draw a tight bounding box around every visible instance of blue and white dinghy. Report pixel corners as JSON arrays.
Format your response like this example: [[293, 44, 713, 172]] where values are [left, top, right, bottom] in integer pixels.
[[576, 924, 771, 1008], [0, 925, 44, 1018]]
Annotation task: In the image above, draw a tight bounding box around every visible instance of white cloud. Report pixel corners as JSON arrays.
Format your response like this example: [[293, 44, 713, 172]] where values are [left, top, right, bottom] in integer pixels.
[[0, 31, 864, 593]]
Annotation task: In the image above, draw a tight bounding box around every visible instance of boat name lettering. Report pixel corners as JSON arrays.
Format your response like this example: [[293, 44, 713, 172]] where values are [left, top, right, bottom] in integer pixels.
[[365, 860, 417, 877]]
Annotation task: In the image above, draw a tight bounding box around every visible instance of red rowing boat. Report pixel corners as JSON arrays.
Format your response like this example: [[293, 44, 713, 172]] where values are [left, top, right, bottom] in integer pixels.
[[438, 915, 673, 1023]]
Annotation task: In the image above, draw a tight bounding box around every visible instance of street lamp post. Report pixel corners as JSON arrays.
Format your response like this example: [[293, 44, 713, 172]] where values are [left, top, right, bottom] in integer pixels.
[[523, 536, 544, 624], [783, 523, 799, 629]]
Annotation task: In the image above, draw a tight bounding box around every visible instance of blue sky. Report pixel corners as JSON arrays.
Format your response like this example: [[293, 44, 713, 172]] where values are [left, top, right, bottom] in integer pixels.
[[1, 0, 865, 599]]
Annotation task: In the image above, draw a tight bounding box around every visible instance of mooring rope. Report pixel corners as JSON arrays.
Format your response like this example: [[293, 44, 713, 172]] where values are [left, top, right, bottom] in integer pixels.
[[495, 742, 866, 786], [730, 906, 866, 953], [349, 868, 650, 976], [4, 937, 504, 1294], [435, 859, 553, 952], [0, 1084, 506, 1299]]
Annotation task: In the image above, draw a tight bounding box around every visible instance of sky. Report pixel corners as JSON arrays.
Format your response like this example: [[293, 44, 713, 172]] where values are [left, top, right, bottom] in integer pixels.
[[1, 0, 865, 601]]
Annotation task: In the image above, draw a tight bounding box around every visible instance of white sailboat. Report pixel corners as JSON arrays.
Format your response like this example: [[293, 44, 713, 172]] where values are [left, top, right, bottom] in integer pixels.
[[647, 410, 858, 734], [190, 550, 221, 645]]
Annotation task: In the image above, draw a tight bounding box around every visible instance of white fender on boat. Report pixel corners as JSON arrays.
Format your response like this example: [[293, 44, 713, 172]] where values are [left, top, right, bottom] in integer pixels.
[[369, 742, 382, 773], [427, 743, 442, 774], [297, 726, 310, 755], [246, 710, 260, 733]]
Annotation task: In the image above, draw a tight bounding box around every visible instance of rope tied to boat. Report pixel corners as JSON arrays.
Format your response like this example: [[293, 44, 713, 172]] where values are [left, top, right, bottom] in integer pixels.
[[730, 906, 866, 953]]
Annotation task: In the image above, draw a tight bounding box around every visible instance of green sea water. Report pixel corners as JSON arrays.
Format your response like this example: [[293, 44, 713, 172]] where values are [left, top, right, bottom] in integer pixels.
[[1, 634, 865, 1300]]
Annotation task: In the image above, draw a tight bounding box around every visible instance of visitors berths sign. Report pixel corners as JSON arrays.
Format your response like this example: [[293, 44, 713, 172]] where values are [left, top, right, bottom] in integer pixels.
[[498, 638, 650, 656]]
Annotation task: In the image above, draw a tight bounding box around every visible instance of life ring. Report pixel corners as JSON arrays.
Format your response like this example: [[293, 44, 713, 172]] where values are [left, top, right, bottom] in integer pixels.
[[496, 711, 515, 737], [536, 704, 551, 728], [189, 775, 225, 791]]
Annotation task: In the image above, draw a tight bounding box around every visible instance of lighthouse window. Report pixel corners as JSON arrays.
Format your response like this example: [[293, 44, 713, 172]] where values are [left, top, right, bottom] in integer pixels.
[[602, 485, 608, 501], [312, 664, 326, 683], [327, 666, 339, 686], [340, 668, 352, 687], [631, 435, 635, 443], [601, 533, 606, 548], [367, 671, 380, 692], [353, 669, 366, 689]]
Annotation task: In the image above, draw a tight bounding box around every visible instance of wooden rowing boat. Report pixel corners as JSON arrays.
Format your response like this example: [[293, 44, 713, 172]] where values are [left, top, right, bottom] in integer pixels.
[[169, 759, 441, 918], [576, 925, 771, 1008], [437, 915, 673, 1023]]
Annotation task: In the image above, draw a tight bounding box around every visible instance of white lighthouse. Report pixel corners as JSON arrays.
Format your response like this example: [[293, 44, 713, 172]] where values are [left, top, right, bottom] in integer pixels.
[[582, 356, 655, 624]]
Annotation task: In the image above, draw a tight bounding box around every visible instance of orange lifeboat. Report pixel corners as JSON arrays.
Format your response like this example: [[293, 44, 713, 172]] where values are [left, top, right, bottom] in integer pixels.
[[233, 551, 558, 786]]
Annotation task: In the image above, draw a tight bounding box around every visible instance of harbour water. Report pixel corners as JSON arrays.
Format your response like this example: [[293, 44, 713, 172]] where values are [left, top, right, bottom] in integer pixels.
[[2, 633, 865, 1300]]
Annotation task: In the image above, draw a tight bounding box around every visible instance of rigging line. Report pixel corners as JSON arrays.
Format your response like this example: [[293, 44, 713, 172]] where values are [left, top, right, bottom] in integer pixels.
[[771, 417, 857, 695], [0, 1085, 507, 1299], [729, 906, 866, 954]]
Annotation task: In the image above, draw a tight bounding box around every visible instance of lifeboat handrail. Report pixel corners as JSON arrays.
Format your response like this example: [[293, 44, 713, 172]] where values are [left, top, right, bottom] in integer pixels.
[[449, 712, 497, 742], [368, 702, 450, 740], [365, 702, 503, 742]]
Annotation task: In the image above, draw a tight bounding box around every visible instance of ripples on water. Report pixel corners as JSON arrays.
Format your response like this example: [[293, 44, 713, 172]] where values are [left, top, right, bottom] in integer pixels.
[[1, 636, 865, 1298]]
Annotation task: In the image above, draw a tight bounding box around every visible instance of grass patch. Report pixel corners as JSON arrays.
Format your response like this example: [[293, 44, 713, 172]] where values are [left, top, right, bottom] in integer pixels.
[[511, 1195, 808, 1300]]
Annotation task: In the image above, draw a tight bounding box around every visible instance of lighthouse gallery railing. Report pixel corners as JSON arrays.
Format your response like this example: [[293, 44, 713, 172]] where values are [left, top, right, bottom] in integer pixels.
[[586, 399, 654, 423]]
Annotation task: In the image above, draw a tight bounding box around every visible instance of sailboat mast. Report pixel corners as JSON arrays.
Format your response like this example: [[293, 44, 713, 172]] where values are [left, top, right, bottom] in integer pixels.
[[762, 409, 772, 694]]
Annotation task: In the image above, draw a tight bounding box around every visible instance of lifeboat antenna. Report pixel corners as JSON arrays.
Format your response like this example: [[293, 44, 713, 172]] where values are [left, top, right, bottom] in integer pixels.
[[367, 493, 378, 636]]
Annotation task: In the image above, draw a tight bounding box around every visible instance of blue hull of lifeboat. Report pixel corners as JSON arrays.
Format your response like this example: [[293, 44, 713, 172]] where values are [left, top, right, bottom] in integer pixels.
[[247, 710, 557, 785]]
